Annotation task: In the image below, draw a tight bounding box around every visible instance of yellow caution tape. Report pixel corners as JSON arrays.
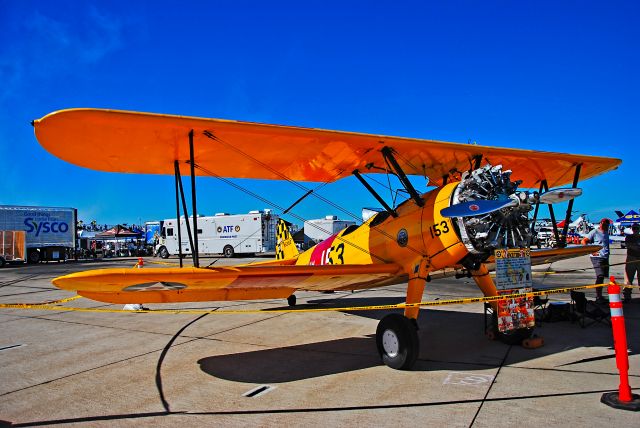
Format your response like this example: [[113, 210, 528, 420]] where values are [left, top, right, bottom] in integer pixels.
[[0, 295, 81, 309], [1, 283, 637, 315]]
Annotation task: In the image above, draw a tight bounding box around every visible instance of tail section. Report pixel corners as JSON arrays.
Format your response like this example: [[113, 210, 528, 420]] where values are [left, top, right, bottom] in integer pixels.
[[276, 219, 299, 260]]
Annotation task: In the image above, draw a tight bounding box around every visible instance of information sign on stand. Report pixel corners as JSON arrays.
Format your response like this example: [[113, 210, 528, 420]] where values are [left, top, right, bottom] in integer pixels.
[[494, 248, 535, 333]]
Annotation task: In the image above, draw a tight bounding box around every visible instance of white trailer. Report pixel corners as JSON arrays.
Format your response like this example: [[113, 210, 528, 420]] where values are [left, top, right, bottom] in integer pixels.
[[303, 215, 357, 247], [0, 205, 77, 263], [156, 210, 279, 258]]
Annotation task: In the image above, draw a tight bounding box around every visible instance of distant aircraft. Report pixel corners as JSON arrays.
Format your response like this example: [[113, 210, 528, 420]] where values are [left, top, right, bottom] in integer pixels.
[[32, 109, 620, 369]]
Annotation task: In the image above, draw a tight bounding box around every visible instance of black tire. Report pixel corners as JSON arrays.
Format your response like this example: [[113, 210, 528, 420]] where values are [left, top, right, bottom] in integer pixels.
[[223, 245, 234, 258], [28, 250, 40, 264], [0, 257, 5, 268], [376, 313, 419, 370], [158, 247, 169, 259], [287, 294, 297, 307]]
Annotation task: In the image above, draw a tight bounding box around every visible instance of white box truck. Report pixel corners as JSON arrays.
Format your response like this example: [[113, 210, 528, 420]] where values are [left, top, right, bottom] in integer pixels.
[[303, 215, 357, 247], [156, 210, 279, 258], [0, 205, 77, 263]]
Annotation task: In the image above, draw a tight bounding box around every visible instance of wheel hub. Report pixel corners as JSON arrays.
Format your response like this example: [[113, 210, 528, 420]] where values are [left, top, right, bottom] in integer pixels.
[[382, 329, 399, 357]]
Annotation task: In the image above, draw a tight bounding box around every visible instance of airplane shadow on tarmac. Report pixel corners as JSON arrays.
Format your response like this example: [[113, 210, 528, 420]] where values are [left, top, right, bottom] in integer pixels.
[[197, 296, 639, 384]]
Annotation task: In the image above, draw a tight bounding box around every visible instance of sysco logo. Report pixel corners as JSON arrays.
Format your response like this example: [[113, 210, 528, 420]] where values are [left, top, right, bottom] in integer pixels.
[[24, 218, 69, 236]]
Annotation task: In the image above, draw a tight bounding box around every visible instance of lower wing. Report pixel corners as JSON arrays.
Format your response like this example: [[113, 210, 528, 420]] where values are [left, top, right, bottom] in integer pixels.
[[52, 246, 598, 304], [53, 264, 404, 304]]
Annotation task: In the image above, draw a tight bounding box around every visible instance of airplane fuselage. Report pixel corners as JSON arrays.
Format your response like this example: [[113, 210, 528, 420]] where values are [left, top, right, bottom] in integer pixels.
[[295, 182, 469, 275]]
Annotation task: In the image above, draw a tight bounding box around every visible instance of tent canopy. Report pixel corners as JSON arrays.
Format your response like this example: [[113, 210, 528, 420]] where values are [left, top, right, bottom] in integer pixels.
[[616, 210, 640, 227], [95, 225, 141, 238]]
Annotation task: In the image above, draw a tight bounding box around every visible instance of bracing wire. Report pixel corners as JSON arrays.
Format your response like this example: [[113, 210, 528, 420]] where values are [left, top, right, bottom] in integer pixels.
[[193, 163, 393, 263], [200, 131, 425, 256]]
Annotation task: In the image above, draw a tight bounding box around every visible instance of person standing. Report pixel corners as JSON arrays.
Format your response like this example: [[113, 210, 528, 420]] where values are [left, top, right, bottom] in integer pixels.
[[623, 223, 640, 303], [581, 218, 611, 304]]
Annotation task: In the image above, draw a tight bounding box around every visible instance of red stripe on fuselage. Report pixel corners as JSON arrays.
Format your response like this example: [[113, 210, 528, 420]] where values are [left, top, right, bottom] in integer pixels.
[[308, 234, 338, 265]]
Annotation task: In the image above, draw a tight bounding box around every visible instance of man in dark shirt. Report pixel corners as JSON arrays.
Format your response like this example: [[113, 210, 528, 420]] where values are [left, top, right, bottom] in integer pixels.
[[624, 223, 640, 303]]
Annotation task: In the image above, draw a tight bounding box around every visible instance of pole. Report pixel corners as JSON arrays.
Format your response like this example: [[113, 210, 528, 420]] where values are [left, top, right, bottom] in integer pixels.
[[601, 276, 640, 410]]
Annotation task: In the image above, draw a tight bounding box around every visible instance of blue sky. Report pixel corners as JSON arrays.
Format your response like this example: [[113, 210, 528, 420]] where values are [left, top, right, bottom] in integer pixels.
[[1, 0, 638, 227]]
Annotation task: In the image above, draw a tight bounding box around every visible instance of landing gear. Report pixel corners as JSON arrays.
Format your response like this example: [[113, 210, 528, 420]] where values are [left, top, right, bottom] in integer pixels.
[[287, 294, 296, 307], [376, 313, 419, 370]]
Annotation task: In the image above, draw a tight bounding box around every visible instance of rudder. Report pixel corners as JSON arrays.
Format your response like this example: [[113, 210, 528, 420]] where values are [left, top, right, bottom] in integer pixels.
[[276, 219, 299, 260]]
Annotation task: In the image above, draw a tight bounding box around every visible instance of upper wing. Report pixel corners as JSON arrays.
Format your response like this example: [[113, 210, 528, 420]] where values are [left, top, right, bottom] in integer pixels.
[[33, 108, 620, 188], [53, 264, 405, 304]]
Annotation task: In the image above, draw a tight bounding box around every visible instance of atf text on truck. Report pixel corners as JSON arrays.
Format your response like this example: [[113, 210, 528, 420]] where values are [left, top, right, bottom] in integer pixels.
[[0, 205, 77, 263], [156, 210, 279, 258]]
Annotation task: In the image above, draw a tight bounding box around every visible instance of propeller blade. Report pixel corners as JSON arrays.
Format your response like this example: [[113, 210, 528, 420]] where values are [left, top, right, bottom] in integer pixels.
[[440, 199, 515, 218], [539, 188, 582, 204]]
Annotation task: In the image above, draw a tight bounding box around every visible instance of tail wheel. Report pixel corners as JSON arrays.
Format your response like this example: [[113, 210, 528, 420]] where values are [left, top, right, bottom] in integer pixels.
[[287, 294, 296, 307], [376, 313, 419, 370], [223, 245, 234, 258]]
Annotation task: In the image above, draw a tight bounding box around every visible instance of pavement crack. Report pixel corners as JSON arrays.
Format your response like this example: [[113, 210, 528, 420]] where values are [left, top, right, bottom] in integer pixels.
[[468, 344, 512, 427]]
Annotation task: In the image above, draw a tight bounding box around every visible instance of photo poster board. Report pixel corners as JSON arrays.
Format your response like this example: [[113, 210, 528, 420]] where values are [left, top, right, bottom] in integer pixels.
[[494, 248, 535, 332]]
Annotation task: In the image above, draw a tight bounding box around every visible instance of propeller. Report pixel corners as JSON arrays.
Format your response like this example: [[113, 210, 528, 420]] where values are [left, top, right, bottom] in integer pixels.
[[538, 188, 582, 204], [440, 199, 516, 218], [441, 187, 583, 219]]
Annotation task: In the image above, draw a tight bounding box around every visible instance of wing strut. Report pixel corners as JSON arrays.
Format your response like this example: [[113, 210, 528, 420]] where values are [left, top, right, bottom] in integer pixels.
[[529, 181, 545, 244], [188, 130, 200, 268], [559, 164, 582, 247], [381, 147, 424, 207], [174, 160, 195, 267], [171, 130, 200, 268], [541, 180, 562, 247], [352, 170, 398, 218]]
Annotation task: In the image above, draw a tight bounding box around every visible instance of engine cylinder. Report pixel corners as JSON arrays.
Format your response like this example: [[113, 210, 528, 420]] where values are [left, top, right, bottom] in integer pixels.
[[451, 164, 533, 256]]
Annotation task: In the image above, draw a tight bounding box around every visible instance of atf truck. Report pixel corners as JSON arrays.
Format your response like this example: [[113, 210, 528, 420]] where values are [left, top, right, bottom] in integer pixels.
[[156, 210, 279, 258], [0, 205, 77, 263]]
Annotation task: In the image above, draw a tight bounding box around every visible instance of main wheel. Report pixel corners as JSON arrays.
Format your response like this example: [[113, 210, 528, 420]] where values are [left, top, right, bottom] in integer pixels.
[[287, 294, 296, 307], [376, 313, 419, 370], [158, 246, 169, 259], [223, 245, 234, 258]]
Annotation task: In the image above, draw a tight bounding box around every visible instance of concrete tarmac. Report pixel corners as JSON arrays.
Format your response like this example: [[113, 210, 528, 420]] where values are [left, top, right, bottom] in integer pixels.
[[1, 250, 638, 426]]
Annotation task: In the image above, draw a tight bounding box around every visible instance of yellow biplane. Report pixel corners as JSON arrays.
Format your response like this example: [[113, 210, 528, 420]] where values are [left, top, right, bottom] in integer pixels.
[[32, 108, 620, 369]]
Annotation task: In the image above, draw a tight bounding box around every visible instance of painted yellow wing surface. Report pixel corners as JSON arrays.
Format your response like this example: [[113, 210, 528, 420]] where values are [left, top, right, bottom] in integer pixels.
[[53, 264, 404, 304], [33, 108, 620, 187]]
